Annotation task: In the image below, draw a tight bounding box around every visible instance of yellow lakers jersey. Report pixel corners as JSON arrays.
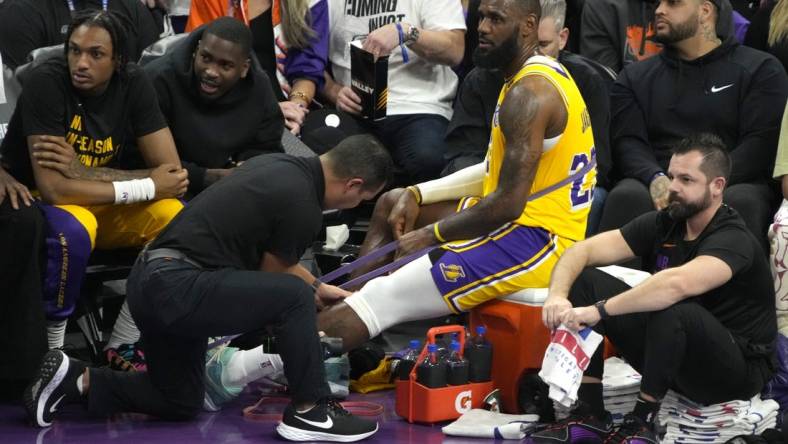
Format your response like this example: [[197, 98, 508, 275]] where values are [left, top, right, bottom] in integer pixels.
[[483, 55, 596, 241]]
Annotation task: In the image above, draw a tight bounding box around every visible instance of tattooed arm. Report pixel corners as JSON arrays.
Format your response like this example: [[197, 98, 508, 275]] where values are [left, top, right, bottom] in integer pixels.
[[32, 135, 152, 181], [396, 75, 568, 254]]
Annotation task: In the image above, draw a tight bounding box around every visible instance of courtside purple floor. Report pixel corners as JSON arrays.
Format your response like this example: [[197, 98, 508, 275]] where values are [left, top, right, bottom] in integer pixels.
[[0, 385, 490, 443]]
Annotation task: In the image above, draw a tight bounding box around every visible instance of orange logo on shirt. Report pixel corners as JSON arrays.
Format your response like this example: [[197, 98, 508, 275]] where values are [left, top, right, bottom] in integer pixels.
[[625, 24, 662, 63]]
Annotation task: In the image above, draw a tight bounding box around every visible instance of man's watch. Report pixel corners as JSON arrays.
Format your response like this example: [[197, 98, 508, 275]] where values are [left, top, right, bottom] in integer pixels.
[[594, 299, 610, 320], [404, 25, 420, 46]]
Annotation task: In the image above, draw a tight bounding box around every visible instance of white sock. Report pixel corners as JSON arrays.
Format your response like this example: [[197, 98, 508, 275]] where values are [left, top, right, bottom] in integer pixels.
[[76, 373, 85, 395], [221, 346, 283, 388], [104, 301, 140, 350], [47, 320, 67, 350]]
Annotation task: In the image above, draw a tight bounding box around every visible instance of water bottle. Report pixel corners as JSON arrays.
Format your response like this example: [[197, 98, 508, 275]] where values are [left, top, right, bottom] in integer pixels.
[[436, 333, 458, 362], [398, 339, 421, 380], [447, 340, 469, 385], [465, 325, 493, 382], [417, 344, 447, 388]]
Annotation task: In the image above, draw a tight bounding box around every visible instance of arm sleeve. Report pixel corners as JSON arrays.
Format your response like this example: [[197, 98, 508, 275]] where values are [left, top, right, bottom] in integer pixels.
[[610, 68, 663, 185], [696, 228, 753, 275], [619, 211, 659, 258], [579, 0, 622, 72], [728, 58, 788, 185], [0, 2, 46, 70], [128, 69, 168, 138], [283, 0, 329, 91]]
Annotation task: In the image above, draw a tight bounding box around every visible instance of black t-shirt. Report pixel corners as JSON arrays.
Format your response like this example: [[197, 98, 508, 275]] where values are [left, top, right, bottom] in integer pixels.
[[151, 154, 325, 270], [620, 205, 777, 349], [0, 0, 160, 70], [0, 57, 167, 187]]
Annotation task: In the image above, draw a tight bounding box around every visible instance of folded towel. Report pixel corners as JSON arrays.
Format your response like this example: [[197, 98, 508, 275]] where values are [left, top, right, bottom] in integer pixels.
[[442, 409, 539, 439]]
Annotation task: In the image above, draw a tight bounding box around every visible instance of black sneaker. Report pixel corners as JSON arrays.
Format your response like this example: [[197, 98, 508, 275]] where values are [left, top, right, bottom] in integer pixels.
[[23, 350, 87, 427], [277, 399, 378, 442], [602, 414, 659, 444], [528, 411, 613, 444]]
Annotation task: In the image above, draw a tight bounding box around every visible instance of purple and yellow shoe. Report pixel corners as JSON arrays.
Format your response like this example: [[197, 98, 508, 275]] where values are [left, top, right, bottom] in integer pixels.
[[528, 412, 613, 444], [602, 414, 659, 444]]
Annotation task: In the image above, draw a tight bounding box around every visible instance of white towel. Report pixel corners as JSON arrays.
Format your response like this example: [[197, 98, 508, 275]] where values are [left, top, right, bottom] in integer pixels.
[[659, 392, 780, 444], [539, 326, 604, 408], [442, 409, 539, 439]]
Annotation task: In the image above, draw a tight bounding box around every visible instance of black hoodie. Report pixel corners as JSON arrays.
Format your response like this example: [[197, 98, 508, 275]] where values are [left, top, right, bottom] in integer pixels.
[[143, 28, 284, 194], [609, 0, 788, 187]]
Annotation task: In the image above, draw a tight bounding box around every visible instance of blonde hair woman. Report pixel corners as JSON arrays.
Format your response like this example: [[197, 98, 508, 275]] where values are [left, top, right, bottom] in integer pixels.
[[187, 0, 329, 135]]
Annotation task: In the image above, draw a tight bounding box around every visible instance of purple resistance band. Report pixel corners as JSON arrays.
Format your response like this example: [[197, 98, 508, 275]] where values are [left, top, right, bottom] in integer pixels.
[[206, 157, 597, 350]]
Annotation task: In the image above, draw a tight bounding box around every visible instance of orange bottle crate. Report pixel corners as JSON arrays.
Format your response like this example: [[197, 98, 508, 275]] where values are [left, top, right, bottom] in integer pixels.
[[395, 325, 495, 423]]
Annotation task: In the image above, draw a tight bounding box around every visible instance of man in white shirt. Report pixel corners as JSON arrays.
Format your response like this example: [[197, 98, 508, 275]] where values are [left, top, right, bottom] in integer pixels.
[[320, 0, 466, 183]]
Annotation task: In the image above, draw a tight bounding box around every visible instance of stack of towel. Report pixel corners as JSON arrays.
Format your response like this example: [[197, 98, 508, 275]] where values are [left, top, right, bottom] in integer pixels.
[[659, 392, 780, 444], [602, 357, 642, 423]]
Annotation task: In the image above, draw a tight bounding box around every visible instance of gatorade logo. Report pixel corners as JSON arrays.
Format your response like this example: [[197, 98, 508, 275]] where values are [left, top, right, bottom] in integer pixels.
[[455, 390, 472, 414]]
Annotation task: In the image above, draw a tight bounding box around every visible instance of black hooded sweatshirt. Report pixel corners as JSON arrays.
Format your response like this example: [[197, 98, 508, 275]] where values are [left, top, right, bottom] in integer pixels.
[[609, 0, 788, 187], [143, 27, 284, 194]]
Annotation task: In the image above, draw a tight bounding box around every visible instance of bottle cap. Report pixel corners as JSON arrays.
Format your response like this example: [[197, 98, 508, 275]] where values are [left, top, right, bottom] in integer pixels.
[[427, 344, 438, 353], [476, 325, 487, 335], [450, 340, 461, 351], [409, 339, 421, 349]]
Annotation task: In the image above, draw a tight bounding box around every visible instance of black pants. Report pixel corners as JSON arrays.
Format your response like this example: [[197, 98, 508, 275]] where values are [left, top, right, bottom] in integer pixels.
[[570, 268, 769, 405], [87, 254, 330, 419], [598, 178, 776, 253], [0, 201, 47, 400]]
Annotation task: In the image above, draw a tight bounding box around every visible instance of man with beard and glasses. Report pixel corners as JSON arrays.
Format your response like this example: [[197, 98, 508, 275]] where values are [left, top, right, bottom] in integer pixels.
[[532, 133, 777, 444], [599, 0, 787, 254], [143, 17, 284, 197], [312, 0, 597, 354]]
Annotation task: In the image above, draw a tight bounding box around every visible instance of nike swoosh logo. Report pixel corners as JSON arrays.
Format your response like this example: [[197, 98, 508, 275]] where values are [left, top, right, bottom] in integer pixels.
[[294, 414, 334, 429], [49, 395, 65, 413], [710, 84, 733, 93]]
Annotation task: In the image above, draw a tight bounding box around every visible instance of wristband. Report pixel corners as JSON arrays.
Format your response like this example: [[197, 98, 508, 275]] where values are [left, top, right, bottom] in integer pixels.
[[406, 185, 422, 205], [394, 22, 410, 63], [433, 222, 447, 243], [113, 178, 156, 204], [594, 299, 610, 320], [311, 278, 323, 293]]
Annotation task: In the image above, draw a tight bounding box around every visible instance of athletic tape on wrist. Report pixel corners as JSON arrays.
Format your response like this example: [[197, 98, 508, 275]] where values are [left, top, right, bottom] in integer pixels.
[[113, 178, 156, 204]]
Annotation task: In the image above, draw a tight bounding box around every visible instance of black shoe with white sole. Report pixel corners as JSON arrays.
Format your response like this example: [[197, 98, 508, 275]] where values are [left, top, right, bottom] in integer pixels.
[[24, 350, 87, 427], [277, 399, 378, 442]]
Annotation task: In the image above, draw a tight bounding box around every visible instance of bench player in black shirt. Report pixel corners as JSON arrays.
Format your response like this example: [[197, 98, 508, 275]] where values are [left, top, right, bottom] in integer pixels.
[[0, 10, 187, 356], [24, 135, 393, 443]]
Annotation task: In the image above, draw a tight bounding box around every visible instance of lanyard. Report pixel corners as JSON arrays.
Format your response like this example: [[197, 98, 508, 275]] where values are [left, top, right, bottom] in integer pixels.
[[66, 0, 109, 12]]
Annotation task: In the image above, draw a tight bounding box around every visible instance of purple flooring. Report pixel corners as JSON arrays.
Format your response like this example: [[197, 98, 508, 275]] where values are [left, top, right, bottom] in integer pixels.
[[0, 386, 490, 443]]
